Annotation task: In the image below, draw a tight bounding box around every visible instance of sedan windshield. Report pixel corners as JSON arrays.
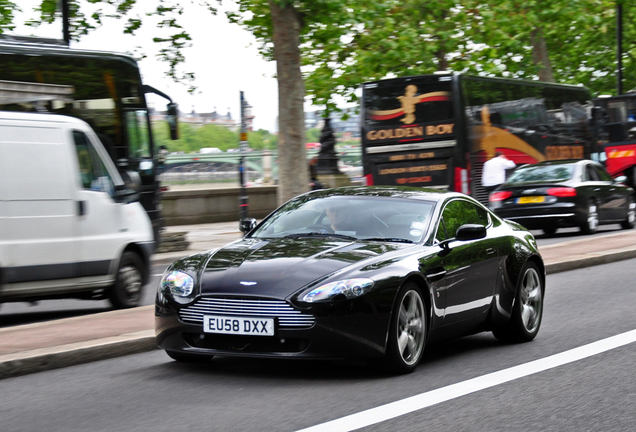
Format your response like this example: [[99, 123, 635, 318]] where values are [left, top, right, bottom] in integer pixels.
[[251, 195, 435, 242], [507, 164, 574, 183]]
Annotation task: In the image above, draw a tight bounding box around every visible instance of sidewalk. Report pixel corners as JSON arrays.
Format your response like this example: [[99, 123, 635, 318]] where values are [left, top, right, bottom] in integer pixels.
[[2, 224, 636, 379]]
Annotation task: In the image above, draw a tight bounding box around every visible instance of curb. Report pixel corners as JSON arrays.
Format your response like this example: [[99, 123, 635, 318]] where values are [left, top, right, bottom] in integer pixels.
[[0, 331, 157, 379], [545, 248, 636, 274]]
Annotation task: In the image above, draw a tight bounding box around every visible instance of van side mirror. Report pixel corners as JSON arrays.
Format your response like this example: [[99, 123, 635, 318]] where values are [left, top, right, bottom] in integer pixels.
[[166, 102, 179, 140], [114, 170, 141, 204], [239, 218, 257, 235]]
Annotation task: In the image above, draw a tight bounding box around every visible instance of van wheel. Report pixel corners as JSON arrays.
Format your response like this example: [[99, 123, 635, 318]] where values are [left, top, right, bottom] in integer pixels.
[[109, 251, 144, 309]]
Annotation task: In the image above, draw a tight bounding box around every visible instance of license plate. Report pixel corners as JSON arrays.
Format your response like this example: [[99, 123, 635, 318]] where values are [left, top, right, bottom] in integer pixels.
[[517, 196, 545, 204], [203, 315, 275, 336]]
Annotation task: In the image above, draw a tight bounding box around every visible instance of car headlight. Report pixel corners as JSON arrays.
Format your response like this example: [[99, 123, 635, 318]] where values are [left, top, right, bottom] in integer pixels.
[[301, 278, 374, 303], [161, 271, 195, 297]]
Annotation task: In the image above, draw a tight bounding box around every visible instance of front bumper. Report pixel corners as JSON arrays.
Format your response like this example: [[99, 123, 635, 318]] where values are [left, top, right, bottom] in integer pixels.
[[155, 298, 391, 360]]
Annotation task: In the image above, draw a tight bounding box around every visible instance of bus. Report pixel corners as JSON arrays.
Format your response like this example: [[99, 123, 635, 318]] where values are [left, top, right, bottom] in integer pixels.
[[0, 34, 178, 244], [360, 73, 597, 203]]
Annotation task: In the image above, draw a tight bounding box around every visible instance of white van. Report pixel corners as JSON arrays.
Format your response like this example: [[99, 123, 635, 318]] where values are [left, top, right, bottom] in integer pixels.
[[0, 112, 154, 308]]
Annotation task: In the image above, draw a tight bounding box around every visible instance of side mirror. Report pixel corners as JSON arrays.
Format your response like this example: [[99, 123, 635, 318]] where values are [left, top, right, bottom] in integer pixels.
[[455, 224, 487, 241], [114, 170, 141, 204], [166, 102, 179, 140], [614, 175, 627, 184], [239, 217, 257, 235]]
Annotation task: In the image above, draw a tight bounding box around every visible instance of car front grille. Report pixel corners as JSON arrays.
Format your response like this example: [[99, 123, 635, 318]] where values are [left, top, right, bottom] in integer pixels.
[[178, 297, 315, 329]]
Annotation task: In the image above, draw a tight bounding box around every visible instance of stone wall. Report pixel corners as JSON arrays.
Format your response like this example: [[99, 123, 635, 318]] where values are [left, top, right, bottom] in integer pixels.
[[161, 186, 279, 225]]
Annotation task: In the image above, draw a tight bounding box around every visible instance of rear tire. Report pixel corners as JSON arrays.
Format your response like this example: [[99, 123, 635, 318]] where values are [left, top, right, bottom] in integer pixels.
[[542, 227, 557, 236], [384, 282, 427, 374], [493, 261, 544, 343], [621, 198, 635, 230], [580, 200, 598, 235], [166, 350, 213, 363], [108, 251, 144, 309]]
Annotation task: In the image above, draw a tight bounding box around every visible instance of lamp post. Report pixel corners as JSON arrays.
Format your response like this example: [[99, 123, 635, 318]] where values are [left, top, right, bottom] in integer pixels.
[[239, 91, 249, 220], [61, 0, 70, 45], [617, 2, 623, 95]]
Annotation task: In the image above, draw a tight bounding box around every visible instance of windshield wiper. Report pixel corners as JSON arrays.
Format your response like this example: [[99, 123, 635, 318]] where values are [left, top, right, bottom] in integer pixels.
[[284, 232, 357, 241], [363, 237, 415, 243]]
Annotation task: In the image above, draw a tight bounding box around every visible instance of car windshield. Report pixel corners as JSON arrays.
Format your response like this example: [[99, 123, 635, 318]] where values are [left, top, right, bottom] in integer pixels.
[[507, 164, 575, 183], [250, 195, 435, 243]]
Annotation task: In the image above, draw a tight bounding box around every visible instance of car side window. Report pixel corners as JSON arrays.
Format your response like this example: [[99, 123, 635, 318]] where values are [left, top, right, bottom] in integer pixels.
[[435, 199, 489, 242], [73, 131, 115, 197], [593, 165, 613, 182], [585, 165, 600, 182]]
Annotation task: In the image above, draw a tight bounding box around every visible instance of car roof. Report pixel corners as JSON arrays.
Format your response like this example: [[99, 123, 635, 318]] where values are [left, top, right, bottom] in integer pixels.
[[520, 159, 588, 168], [301, 186, 465, 203]]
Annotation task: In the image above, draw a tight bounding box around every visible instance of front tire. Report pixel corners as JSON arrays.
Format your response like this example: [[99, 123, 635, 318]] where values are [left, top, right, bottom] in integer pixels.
[[580, 199, 598, 234], [108, 251, 144, 309], [621, 198, 635, 229], [384, 282, 427, 374], [493, 261, 544, 343]]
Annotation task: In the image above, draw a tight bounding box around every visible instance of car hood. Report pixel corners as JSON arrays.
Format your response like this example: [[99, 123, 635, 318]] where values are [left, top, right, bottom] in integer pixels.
[[197, 237, 414, 298]]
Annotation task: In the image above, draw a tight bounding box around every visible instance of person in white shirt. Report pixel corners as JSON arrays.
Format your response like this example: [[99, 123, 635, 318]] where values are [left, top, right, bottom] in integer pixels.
[[482, 151, 516, 193]]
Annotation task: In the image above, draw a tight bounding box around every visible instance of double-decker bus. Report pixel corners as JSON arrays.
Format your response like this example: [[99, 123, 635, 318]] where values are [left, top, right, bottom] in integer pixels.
[[0, 35, 178, 244], [361, 73, 597, 203]]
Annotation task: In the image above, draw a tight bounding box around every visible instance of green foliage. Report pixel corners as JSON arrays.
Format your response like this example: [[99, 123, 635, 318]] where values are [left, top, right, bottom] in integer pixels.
[[151, 121, 277, 152], [7, 1, 636, 118], [0, 1, 18, 32], [306, 128, 320, 143]]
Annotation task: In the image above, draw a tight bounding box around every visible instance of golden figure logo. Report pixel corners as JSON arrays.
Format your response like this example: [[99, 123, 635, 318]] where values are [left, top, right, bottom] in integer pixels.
[[397, 85, 419, 124]]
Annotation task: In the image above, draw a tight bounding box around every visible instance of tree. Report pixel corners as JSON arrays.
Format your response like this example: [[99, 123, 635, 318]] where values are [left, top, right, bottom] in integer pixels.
[[302, 0, 636, 105]]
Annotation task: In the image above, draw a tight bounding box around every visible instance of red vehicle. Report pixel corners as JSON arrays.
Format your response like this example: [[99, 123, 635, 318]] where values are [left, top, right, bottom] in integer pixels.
[[593, 93, 636, 192]]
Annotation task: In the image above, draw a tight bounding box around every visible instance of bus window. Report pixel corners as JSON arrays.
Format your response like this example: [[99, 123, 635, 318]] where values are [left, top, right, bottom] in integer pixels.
[[126, 110, 151, 159]]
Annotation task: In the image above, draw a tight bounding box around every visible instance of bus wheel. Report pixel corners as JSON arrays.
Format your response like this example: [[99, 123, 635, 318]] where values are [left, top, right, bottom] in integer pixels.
[[109, 251, 144, 309]]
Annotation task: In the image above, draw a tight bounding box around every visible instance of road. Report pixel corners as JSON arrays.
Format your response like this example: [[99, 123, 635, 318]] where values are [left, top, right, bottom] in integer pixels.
[[2, 258, 635, 431], [0, 224, 629, 327]]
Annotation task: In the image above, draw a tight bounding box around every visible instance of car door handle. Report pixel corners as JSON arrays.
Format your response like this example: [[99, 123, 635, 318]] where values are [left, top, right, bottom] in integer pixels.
[[77, 200, 86, 216], [486, 248, 496, 255], [594, 188, 601, 192]]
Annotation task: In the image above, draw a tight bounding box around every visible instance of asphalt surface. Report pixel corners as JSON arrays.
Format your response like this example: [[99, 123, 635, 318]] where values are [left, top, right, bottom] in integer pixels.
[[2, 221, 636, 380]]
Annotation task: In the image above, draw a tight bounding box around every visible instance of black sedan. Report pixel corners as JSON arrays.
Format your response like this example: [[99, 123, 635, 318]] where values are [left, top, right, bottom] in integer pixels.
[[489, 159, 635, 235], [156, 186, 545, 374]]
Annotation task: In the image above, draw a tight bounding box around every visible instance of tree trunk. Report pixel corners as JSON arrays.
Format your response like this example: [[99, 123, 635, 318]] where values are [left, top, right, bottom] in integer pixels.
[[269, 0, 309, 205], [530, 27, 555, 82]]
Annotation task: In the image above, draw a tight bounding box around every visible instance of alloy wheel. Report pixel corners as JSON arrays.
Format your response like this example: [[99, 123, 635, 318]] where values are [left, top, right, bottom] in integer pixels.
[[519, 266, 542, 333], [396, 290, 426, 366]]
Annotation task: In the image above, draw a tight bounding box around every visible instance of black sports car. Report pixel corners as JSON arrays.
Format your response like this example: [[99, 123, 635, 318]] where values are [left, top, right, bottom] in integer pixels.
[[489, 159, 635, 236], [156, 186, 545, 374]]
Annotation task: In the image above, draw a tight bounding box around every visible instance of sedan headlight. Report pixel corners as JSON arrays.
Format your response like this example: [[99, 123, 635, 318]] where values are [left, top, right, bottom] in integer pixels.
[[161, 271, 195, 297], [301, 278, 374, 303]]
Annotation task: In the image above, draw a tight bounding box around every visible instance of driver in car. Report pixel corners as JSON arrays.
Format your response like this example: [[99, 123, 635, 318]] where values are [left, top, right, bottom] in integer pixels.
[[326, 202, 357, 232]]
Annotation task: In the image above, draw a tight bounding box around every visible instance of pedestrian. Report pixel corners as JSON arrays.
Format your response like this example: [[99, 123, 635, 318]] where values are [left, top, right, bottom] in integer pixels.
[[309, 157, 324, 190], [482, 151, 516, 194]]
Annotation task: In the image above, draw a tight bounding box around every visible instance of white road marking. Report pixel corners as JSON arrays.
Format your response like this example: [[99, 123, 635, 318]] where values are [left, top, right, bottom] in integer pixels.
[[297, 329, 636, 432]]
